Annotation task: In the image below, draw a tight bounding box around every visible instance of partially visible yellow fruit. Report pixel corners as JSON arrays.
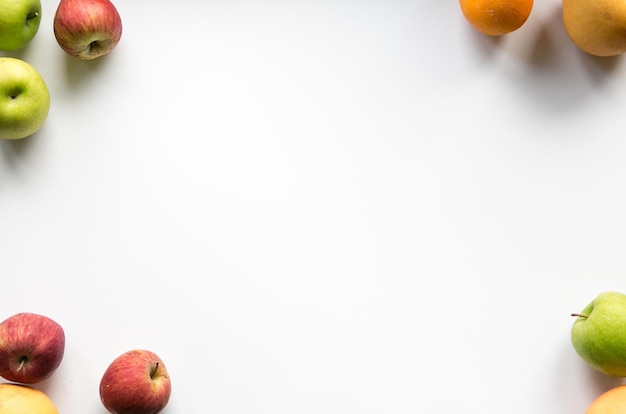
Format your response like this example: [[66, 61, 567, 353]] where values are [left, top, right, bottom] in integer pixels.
[[459, 0, 533, 36], [563, 0, 626, 56], [0, 383, 58, 414], [586, 385, 626, 413]]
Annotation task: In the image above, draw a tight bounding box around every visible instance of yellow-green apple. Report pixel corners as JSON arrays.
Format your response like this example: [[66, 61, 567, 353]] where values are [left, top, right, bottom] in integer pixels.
[[0, 312, 65, 384], [571, 291, 626, 376], [0, 57, 50, 140], [100, 349, 171, 414], [0, 0, 42, 51], [53, 0, 122, 60]]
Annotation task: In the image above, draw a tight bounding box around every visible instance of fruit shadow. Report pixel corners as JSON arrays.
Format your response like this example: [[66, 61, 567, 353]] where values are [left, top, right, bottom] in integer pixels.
[[0, 129, 44, 176], [61, 53, 113, 90], [586, 366, 626, 392], [465, 24, 506, 59], [577, 363, 626, 410], [532, 6, 623, 72], [512, 5, 622, 111], [553, 339, 625, 414], [0, 48, 28, 61]]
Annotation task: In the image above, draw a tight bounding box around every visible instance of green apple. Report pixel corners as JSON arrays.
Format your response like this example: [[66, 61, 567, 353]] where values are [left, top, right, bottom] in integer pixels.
[[0, 57, 50, 140], [0, 0, 42, 51], [571, 291, 626, 376]]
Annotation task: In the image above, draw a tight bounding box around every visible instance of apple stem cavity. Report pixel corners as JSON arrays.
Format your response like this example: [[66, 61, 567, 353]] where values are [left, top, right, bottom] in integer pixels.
[[88, 41, 102, 57], [571, 313, 589, 318]]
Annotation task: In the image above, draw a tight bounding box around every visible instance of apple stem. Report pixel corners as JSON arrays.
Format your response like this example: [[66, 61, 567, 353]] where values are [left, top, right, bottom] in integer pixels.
[[17, 356, 28, 371], [150, 362, 159, 379], [571, 313, 588, 319]]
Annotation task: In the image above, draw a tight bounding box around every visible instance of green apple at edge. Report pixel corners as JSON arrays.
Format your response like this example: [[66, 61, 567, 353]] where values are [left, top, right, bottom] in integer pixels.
[[571, 291, 626, 376], [0, 0, 42, 51], [0, 57, 50, 140]]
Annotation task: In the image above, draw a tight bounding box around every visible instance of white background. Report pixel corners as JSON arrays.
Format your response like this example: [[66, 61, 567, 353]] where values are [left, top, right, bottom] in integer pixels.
[[1, 0, 626, 413]]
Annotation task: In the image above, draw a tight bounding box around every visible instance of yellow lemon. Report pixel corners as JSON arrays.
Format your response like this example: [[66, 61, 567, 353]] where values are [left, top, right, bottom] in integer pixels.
[[586, 385, 626, 413], [563, 0, 626, 56], [0, 383, 58, 414]]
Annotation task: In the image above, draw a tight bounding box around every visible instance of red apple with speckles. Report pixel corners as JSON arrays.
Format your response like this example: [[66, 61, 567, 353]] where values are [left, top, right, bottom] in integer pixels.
[[100, 349, 171, 414], [53, 0, 122, 60], [0, 312, 65, 384]]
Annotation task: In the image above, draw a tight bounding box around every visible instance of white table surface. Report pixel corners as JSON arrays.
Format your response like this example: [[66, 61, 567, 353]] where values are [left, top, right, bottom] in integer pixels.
[[2, 0, 625, 413]]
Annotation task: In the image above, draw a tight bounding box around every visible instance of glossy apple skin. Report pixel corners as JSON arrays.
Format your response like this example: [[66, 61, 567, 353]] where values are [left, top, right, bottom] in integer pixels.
[[0, 57, 50, 140], [0, 0, 42, 51], [53, 0, 122, 60], [0, 312, 65, 384], [100, 349, 171, 414]]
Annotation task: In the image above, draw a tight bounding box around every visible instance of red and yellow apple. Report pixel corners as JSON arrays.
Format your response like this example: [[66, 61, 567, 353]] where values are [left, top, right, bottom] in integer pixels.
[[0, 312, 65, 384], [53, 0, 122, 60], [99, 349, 171, 414]]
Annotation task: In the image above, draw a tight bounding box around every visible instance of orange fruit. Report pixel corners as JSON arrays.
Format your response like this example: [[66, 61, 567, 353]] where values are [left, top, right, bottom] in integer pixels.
[[586, 385, 626, 413], [459, 0, 533, 36], [563, 0, 626, 56]]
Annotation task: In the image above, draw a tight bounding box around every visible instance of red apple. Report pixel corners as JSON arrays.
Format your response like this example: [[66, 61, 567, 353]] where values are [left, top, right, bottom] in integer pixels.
[[0, 312, 65, 384], [53, 0, 122, 60], [100, 349, 171, 414]]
